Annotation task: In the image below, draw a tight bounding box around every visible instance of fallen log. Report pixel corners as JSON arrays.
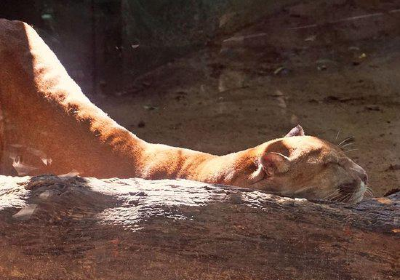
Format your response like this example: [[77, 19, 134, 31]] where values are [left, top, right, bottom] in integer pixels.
[[0, 175, 398, 280]]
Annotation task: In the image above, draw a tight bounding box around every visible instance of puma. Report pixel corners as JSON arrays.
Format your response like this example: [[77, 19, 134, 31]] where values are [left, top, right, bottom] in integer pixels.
[[0, 19, 368, 203]]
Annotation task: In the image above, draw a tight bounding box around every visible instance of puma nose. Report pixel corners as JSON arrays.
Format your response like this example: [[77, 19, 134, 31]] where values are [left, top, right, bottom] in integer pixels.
[[359, 172, 368, 185], [351, 163, 368, 185]]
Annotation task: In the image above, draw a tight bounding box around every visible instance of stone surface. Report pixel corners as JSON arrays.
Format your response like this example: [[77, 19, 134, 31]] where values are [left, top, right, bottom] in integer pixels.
[[0, 175, 398, 279]]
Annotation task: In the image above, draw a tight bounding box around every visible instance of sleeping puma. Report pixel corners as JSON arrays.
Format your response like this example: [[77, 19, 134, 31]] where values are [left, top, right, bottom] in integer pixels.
[[0, 19, 368, 203]]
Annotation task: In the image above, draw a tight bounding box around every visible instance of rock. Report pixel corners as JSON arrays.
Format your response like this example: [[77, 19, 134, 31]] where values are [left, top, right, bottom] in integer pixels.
[[0, 175, 398, 279]]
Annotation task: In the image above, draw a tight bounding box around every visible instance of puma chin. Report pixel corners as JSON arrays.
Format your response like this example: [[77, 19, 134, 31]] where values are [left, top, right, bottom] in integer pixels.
[[231, 128, 368, 204]]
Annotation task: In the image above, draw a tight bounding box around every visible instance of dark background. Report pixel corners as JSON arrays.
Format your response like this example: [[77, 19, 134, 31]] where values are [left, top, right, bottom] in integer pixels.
[[0, 0, 300, 94]]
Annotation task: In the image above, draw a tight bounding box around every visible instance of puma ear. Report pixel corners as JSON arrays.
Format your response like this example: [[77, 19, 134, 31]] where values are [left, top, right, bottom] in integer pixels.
[[260, 152, 291, 176], [285, 125, 305, 137]]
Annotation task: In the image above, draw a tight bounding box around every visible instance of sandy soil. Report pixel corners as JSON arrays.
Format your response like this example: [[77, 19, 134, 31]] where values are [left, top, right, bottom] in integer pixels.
[[94, 1, 400, 197]]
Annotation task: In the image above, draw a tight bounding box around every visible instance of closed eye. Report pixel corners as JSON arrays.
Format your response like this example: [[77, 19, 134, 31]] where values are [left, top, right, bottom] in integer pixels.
[[322, 161, 339, 168]]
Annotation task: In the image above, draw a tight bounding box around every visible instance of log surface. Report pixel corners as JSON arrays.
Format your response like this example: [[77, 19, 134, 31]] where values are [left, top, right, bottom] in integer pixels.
[[0, 175, 398, 280]]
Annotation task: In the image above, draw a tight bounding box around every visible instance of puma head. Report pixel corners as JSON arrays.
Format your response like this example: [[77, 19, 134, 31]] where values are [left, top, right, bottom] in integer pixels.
[[232, 126, 368, 203]]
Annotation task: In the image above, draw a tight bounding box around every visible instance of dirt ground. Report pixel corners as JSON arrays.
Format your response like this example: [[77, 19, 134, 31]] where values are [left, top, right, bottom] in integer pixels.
[[94, 1, 400, 197]]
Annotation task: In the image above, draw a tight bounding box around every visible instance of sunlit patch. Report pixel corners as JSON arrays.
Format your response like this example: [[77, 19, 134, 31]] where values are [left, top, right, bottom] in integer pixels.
[[8, 145, 52, 175], [11, 156, 38, 176], [376, 197, 393, 205], [59, 170, 80, 178], [12, 204, 37, 220], [41, 158, 53, 165], [93, 178, 289, 231], [0, 176, 30, 211]]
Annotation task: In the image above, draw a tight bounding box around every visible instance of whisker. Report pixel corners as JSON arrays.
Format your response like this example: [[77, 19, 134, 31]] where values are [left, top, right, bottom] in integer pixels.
[[328, 191, 344, 202], [321, 190, 336, 199], [344, 193, 354, 202], [323, 190, 339, 200], [335, 130, 341, 141], [341, 142, 355, 149], [365, 187, 375, 197], [340, 193, 352, 202], [344, 148, 359, 153], [336, 195, 345, 202], [293, 185, 314, 194], [338, 137, 354, 147], [364, 191, 373, 198], [328, 195, 343, 202], [325, 190, 339, 197]]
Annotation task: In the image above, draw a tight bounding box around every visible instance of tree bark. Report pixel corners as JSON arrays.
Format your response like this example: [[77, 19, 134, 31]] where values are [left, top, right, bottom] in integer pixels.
[[0, 175, 398, 280]]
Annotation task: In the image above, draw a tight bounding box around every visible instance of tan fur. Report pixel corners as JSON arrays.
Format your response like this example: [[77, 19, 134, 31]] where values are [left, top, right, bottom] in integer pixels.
[[0, 19, 368, 203]]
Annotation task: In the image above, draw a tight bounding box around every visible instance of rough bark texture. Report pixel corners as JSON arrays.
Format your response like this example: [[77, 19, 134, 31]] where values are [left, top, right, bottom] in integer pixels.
[[0, 175, 398, 280]]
